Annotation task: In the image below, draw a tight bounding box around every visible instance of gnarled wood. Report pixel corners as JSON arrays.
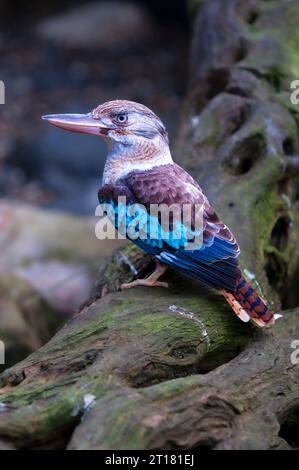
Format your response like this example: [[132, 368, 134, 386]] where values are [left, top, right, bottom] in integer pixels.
[[0, 0, 299, 450]]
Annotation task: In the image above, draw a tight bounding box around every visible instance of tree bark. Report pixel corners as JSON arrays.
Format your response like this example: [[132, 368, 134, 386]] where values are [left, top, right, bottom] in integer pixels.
[[0, 0, 299, 450]]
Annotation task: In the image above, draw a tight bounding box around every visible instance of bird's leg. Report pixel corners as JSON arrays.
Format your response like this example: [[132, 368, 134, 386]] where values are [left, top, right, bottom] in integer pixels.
[[121, 262, 168, 290]]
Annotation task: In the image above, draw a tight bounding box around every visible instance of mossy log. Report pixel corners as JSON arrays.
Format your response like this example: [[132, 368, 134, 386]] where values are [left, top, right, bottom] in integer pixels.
[[0, 0, 299, 450]]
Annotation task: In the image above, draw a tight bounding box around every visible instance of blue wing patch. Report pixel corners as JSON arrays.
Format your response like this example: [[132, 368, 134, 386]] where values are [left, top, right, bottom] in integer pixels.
[[100, 193, 241, 291]]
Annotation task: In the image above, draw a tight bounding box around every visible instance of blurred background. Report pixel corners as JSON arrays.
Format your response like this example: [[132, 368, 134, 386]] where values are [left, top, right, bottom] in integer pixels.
[[0, 0, 190, 369], [0, 0, 189, 213]]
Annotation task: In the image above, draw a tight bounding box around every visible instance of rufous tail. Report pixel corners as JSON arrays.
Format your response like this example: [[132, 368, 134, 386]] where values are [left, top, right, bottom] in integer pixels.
[[221, 276, 279, 327]]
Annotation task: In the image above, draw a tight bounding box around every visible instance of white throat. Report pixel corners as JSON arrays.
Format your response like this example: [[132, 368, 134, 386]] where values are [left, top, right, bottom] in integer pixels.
[[102, 140, 173, 185]]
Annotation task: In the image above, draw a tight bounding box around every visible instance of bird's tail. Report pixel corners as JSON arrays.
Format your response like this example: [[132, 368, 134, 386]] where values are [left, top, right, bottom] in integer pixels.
[[221, 276, 278, 327]]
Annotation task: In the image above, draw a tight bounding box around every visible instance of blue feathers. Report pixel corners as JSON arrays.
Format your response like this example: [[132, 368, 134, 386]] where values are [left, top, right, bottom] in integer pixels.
[[98, 164, 242, 292], [157, 247, 240, 291]]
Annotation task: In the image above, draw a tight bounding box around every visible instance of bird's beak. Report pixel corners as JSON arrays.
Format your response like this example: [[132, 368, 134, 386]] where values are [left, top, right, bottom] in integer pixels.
[[41, 113, 109, 136]]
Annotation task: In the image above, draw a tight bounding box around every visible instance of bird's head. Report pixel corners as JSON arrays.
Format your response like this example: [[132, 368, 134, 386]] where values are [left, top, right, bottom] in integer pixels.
[[42, 100, 172, 181], [42, 99, 169, 149]]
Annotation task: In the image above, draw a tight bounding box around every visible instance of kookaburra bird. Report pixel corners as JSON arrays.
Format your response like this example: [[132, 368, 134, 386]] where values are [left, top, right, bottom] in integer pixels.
[[42, 100, 278, 327]]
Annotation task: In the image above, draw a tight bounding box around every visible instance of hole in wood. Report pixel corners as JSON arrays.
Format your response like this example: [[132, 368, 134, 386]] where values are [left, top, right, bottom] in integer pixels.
[[234, 39, 248, 62], [223, 133, 267, 175], [283, 137, 296, 156], [264, 216, 290, 294], [278, 405, 299, 449], [247, 10, 259, 25], [270, 216, 290, 252], [205, 68, 230, 100]]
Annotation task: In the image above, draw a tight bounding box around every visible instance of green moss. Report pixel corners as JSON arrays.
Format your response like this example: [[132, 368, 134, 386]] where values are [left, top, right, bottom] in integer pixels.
[[252, 188, 279, 261], [101, 398, 149, 450], [284, 4, 299, 78], [141, 374, 201, 400], [0, 381, 107, 447]]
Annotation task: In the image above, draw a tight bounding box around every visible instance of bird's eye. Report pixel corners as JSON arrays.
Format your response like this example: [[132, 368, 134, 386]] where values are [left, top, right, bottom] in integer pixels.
[[116, 114, 128, 124]]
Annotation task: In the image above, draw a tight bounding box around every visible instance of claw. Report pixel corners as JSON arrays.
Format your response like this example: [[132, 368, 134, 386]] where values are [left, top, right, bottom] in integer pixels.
[[120, 261, 168, 290], [121, 279, 169, 289]]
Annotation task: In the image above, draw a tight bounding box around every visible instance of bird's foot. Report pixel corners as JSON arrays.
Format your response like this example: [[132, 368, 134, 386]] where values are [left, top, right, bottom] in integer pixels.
[[121, 262, 168, 290], [121, 279, 169, 289]]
